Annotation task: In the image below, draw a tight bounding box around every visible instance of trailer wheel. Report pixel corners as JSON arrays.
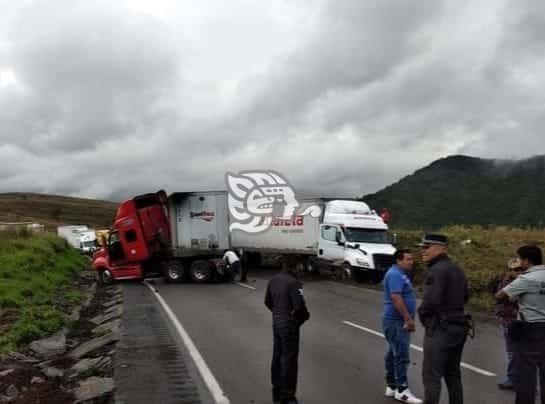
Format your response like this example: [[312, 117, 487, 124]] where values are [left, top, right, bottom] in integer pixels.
[[305, 258, 319, 274], [97, 268, 114, 286], [189, 260, 213, 283], [164, 261, 185, 283]]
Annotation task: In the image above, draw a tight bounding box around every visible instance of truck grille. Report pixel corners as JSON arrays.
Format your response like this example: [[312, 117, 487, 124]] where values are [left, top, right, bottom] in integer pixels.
[[373, 254, 394, 271]]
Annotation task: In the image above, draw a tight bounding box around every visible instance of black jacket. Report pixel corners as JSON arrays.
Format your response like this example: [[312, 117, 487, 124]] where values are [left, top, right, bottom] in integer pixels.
[[418, 254, 469, 328], [265, 272, 310, 327]]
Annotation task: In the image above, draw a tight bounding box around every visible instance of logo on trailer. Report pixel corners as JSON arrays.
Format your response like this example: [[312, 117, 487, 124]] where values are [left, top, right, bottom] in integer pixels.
[[225, 170, 321, 234], [190, 211, 215, 222]]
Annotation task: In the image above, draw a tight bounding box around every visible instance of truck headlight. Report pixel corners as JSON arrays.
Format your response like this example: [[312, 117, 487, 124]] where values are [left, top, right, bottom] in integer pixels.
[[355, 258, 370, 267]]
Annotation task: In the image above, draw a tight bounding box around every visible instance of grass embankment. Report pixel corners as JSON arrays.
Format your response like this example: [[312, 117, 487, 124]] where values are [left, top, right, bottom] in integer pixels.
[[0, 231, 87, 353], [395, 226, 545, 312]]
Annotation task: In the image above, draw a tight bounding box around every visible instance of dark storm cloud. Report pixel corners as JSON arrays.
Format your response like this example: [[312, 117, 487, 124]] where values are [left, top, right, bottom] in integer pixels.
[[0, 0, 544, 200]]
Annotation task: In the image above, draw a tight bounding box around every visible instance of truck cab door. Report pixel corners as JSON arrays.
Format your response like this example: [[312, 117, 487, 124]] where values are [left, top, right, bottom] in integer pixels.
[[318, 224, 345, 263], [107, 231, 126, 266]]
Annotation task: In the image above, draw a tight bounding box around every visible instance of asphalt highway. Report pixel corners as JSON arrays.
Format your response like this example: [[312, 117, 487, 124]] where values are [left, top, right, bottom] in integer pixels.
[[148, 270, 515, 404]]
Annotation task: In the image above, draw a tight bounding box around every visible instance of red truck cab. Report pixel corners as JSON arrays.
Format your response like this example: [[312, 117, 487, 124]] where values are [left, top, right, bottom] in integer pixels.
[[92, 191, 171, 284]]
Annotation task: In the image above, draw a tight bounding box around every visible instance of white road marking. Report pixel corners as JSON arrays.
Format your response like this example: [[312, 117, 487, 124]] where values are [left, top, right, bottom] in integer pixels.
[[144, 281, 230, 404], [342, 321, 496, 377], [234, 282, 257, 290]]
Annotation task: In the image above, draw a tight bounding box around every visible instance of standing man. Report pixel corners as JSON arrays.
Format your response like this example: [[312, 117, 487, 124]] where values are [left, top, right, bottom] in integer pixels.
[[383, 249, 423, 404], [265, 256, 310, 404], [495, 257, 521, 390], [417, 234, 469, 404], [496, 245, 545, 404]]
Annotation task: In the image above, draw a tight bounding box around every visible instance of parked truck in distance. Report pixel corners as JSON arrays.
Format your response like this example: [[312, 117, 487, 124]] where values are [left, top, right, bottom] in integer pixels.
[[79, 230, 98, 254], [57, 225, 98, 254], [92, 190, 395, 284]]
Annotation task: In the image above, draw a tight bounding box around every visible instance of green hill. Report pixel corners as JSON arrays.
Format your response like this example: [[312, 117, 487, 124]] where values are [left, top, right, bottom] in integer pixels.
[[363, 155, 545, 229], [0, 193, 118, 230]]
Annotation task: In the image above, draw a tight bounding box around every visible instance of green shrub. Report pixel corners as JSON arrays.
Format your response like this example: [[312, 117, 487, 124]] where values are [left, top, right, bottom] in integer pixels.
[[0, 232, 87, 353]]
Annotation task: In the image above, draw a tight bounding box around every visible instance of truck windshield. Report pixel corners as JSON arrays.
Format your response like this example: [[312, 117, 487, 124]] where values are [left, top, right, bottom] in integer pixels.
[[82, 241, 95, 248], [344, 227, 390, 244]]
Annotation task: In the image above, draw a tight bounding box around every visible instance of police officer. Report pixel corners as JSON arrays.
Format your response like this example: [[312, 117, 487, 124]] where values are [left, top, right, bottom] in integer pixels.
[[496, 245, 545, 404], [417, 234, 469, 404], [265, 257, 310, 404]]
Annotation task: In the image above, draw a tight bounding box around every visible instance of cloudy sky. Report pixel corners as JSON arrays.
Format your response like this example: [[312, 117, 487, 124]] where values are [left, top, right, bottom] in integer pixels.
[[0, 0, 544, 201]]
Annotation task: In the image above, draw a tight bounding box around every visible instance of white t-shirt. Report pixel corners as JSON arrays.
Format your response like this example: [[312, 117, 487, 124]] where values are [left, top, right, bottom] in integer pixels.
[[223, 250, 240, 265]]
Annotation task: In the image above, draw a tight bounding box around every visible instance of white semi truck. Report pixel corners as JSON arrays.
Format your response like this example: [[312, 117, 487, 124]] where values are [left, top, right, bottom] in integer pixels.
[[57, 225, 97, 254], [167, 192, 395, 282], [78, 230, 98, 253]]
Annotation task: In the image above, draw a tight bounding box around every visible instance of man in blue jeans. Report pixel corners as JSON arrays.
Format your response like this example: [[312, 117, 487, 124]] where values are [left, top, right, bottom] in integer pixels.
[[383, 249, 423, 403]]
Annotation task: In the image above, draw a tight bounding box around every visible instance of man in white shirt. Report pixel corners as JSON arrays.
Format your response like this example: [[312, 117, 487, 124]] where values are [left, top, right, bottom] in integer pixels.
[[223, 249, 245, 282]]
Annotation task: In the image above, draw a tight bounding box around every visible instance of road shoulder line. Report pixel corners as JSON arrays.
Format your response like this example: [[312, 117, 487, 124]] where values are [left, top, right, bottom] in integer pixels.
[[144, 280, 230, 404], [342, 320, 496, 377]]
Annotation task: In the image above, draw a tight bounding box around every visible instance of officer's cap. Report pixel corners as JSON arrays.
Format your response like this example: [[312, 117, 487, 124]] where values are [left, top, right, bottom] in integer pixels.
[[417, 233, 448, 247]]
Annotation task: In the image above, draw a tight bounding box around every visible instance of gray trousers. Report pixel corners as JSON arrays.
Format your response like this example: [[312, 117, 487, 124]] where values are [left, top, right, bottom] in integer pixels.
[[422, 324, 467, 404]]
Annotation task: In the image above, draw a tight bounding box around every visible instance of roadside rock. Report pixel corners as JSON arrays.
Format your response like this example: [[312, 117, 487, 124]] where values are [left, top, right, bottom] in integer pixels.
[[104, 304, 123, 315], [68, 332, 120, 360], [4, 352, 38, 363], [102, 298, 123, 308], [0, 369, 14, 377], [70, 357, 102, 377], [69, 356, 112, 380], [31, 376, 45, 385], [90, 307, 123, 326], [92, 319, 121, 336], [82, 284, 97, 308], [67, 305, 83, 322], [5, 385, 18, 400], [42, 366, 64, 378], [72, 377, 115, 403], [29, 330, 67, 359]]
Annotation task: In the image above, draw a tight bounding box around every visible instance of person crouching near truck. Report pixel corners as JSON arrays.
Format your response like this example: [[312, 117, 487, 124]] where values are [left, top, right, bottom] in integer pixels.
[[495, 257, 521, 391], [223, 249, 244, 282], [382, 248, 423, 403]]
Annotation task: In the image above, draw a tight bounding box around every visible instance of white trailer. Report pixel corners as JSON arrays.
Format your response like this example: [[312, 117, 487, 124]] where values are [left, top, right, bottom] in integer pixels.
[[168, 191, 230, 255], [165, 192, 395, 282], [57, 225, 89, 249]]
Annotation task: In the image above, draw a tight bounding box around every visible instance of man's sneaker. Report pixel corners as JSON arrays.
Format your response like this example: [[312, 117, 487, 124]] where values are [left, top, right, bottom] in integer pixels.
[[395, 388, 423, 404], [385, 386, 396, 397]]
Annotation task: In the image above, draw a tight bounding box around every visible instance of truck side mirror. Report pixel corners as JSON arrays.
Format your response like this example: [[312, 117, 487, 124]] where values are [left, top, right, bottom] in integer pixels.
[[336, 232, 344, 246]]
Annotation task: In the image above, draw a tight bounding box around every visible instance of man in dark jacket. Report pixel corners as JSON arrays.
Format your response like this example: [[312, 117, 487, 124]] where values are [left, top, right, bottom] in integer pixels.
[[265, 257, 310, 404], [417, 234, 469, 404]]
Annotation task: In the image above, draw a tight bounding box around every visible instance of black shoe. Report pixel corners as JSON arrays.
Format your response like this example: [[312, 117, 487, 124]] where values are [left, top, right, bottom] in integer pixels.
[[498, 382, 514, 390]]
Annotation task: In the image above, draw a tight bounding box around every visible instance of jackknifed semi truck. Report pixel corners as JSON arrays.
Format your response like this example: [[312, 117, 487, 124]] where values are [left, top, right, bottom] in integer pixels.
[[92, 190, 395, 284]]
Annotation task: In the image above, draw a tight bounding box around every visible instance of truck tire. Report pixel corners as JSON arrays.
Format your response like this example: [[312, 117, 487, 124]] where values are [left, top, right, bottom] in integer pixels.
[[305, 257, 319, 274], [164, 261, 185, 283], [97, 268, 114, 286], [189, 260, 213, 283], [344, 262, 365, 283]]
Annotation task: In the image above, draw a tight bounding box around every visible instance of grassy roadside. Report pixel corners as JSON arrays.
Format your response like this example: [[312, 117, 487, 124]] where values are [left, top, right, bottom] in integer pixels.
[[394, 225, 545, 312], [0, 231, 88, 353]]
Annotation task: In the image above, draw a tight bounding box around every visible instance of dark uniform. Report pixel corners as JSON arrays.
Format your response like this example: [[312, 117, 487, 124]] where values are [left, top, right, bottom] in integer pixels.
[[265, 271, 310, 404], [418, 254, 469, 404]]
